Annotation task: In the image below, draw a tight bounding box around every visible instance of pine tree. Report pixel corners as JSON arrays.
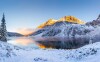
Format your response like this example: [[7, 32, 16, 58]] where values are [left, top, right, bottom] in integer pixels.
[[0, 13, 7, 42]]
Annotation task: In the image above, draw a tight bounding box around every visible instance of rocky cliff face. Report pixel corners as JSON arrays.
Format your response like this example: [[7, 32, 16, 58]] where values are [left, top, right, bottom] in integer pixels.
[[38, 19, 57, 28], [86, 14, 100, 26], [59, 16, 85, 24]]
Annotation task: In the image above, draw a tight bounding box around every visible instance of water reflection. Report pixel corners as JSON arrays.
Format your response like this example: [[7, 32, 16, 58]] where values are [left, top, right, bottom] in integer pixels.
[[36, 37, 89, 49], [15, 37, 35, 46], [8, 36, 89, 49], [8, 37, 37, 46]]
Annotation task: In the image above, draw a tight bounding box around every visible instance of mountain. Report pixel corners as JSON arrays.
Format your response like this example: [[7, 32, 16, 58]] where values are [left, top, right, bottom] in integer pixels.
[[7, 32, 23, 37], [38, 19, 57, 28], [32, 16, 87, 36], [38, 16, 85, 28], [30, 16, 92, 37], [30, 16, 95, 49], [86, 14, 100, 26], [59, 16, 85, 24], [33, 23, 95, 49]]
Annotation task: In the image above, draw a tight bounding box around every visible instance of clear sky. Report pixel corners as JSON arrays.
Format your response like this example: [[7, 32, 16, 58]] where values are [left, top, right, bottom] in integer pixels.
[[0, 0, 100, 33]]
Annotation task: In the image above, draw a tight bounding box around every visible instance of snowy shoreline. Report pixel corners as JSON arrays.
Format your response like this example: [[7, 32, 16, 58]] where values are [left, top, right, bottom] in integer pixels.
[[0, 41, 100, 62]]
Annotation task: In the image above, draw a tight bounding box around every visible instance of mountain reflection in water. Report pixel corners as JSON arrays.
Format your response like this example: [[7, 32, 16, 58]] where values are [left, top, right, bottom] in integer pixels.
[[36, 37, 89, 49], [8, 37, 89, 49]]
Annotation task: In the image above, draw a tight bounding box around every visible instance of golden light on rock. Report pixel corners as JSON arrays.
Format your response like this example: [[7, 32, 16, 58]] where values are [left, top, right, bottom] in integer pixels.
[[59, 16, 85, 24], [38, 16, 85, 28], [38, 19, 57, 28]]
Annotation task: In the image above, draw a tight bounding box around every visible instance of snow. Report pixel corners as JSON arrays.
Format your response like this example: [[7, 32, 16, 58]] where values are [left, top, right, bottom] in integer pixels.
[[0, 41, 100, 62], [33, 22, 94, 37]]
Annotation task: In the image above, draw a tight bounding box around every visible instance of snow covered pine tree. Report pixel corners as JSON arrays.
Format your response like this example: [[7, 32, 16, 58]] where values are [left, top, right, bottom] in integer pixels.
[[0, 13, 7, 42]]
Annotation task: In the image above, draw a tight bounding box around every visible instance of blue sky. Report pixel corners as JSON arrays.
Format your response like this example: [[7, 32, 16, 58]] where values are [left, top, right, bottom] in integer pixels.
[[0, 0, 100, 32]]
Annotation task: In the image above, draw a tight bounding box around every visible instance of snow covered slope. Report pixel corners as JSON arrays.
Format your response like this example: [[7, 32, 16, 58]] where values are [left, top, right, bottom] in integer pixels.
[[0, 41, 100, 62], [0, 41, 23, 62], [31, 21, 94, 37], [86, 14, 100, 26]]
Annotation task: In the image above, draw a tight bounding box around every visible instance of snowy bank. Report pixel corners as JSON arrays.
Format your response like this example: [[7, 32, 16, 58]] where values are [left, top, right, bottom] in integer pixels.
[[0, 41, 100, 62]]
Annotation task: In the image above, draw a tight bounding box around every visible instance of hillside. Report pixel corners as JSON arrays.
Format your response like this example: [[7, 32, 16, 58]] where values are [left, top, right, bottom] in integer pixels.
[[7, 32, 23, 37], [86, 14, 100, 26]]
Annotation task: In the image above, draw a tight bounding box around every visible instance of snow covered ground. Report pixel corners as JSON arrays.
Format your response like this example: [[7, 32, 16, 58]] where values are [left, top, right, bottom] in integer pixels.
[[0, 41, 100, 62]]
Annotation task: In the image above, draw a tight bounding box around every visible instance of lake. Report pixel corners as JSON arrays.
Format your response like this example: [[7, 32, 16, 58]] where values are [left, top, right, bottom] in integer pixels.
[[7, 36, 89, 49], [7, 37, 40, 48]]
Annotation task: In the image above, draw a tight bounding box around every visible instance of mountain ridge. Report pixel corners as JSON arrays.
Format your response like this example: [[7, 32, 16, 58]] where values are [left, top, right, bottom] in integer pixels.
[[7, 32, 23, 37], [86, 14, 100, 26], [38, 16, 85, 28]]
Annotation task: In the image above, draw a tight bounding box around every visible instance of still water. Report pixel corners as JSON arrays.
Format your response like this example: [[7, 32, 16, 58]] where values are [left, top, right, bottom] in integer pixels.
[[7, 36, 89, 49], [7, 37, 66, 49], [7, 37, 40, 48]]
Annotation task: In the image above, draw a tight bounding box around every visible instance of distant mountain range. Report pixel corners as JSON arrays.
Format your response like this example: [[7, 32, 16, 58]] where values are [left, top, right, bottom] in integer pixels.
[[7, 32, 23, 37]]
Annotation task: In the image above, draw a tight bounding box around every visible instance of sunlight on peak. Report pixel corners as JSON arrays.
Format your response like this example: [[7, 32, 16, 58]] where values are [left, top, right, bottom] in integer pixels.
[[59, 16, 85, 24], [38, 19, 57, 28], [38, 16, 85, 28]]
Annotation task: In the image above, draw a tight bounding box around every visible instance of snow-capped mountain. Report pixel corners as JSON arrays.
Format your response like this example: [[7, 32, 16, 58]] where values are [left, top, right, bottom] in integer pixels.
[[38, 19, 57, 28], [86, 14, 100, 26], [30, 16, 93, 37], [30, 16, 98, 49], [38, 16, 85, 28], [37, 22, 93, 37]]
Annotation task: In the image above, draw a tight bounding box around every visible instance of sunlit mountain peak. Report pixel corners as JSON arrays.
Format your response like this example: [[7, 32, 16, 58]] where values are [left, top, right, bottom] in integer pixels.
[[59, 16, 85, 24], [38, 19, 57, 28], [38, 16, 85, 28]]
